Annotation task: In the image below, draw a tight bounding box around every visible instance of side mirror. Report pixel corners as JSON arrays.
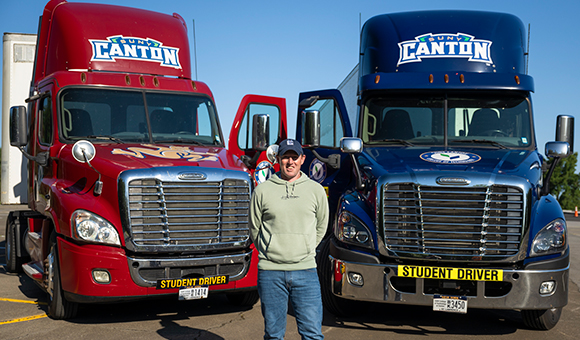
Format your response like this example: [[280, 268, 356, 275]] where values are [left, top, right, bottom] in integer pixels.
[[555, 115, 574, 153], [10, 106, 28, 147], [545, 141, 570, 158], [252, 114, 270, 152], [340, 137, 363, 154], [301, 110, 320, 148]]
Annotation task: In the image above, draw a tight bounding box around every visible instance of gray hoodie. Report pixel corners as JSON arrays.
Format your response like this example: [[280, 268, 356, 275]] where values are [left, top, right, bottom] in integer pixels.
[[249, 171, 329, 271]]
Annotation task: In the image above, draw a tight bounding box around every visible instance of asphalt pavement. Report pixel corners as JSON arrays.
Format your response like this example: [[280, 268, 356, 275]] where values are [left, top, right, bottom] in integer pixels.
[[1, 203, 580, 339]]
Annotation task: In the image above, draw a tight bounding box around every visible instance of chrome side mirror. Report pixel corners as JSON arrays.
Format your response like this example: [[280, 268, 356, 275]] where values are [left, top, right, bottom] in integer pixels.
[[10, 106, 28, 147], [340, 137, 363, 154], [555, 115, 574, 153], [545, 141, 570, 158], [301, 110, 320, 148], [252, 114, 270, 151]]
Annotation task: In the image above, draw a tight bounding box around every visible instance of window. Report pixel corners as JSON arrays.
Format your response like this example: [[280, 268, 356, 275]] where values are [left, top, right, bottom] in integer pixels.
[[237, 103, 280, 150], [38, 96, 52, 145], [303, 98, 344, 148], [362, 92, 532, 148], [60, 88, 222, 145]]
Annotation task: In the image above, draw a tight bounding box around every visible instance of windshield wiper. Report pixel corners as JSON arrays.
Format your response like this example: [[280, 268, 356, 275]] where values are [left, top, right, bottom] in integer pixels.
[[451, 139, 507, 149], [368, 138, 415, 146], [163, 139, 205, 145], [86, 135, 124, 144]]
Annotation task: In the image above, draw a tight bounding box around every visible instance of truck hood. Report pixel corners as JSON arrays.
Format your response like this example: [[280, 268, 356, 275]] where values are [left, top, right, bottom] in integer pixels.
[[362, 146, 543, 185], [58, 142, 247, 179]]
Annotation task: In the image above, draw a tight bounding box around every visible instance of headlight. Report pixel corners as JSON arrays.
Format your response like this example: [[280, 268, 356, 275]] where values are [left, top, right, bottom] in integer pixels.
[[530, 218, 566, 257], [335, 211, 374, 248], [71, 210, 121, 246]]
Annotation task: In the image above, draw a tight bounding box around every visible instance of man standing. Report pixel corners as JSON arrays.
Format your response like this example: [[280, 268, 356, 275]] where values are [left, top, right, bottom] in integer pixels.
[[249, 139, 328, 340]]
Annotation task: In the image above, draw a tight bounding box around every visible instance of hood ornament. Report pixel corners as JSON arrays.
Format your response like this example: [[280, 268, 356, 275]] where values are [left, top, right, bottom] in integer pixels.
[[436, 176, 470, 185]]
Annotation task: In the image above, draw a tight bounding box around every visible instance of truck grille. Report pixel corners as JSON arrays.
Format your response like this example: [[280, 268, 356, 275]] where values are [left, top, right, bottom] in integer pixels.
[[382, 183, 524, 260], [126, 178, 250, 250]]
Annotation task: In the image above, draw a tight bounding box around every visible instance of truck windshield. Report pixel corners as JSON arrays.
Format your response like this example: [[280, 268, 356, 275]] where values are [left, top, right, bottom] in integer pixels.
[[59, 88, 222, 145], [361, 92, 533, 148]]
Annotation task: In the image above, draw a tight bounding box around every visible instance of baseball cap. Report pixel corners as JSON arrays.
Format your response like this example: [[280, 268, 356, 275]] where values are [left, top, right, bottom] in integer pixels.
[[277, 139, 303, 157]]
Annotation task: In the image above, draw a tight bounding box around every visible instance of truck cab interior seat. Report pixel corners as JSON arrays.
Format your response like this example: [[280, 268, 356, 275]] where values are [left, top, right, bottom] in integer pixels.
[[150, 109, 179, 133], [380, 109, 414, 140], [68, 108, 93, 137], [469, 108, 500, 136]]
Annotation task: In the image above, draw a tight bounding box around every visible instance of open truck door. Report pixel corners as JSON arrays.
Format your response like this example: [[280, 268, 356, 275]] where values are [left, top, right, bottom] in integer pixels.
[[229, 95, 287, 185], [296, 89, 354, 221]]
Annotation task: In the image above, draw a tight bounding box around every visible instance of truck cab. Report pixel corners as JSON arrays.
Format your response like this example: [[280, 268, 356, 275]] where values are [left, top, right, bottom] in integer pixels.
[[5, 0, 286, 319], [294, 11, 573, 330]]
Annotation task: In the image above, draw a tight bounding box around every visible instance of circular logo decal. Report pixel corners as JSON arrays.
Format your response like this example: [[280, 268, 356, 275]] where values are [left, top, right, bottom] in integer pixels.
[[309, 159, 327, 183], [254, 161, 273, 185], [420, 151, 481, 164]]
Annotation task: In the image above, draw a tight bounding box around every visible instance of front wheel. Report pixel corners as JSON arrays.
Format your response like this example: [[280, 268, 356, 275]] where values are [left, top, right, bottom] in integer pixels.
[[226, 290, 260, 307], [317, 238, 359, 317], [521, 307, 562, 330], [46, 232, 78, 319], [5, 218, 24, 273]]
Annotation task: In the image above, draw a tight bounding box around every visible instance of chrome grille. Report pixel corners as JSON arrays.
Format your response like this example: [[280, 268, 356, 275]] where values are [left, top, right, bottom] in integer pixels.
[[126, 178, 250, 250], [383, 183, 524, 260]]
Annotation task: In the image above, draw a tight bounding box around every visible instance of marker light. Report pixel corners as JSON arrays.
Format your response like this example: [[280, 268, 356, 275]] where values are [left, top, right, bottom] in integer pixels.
[[92, 269, 111, 284], [539, 281, 555, 295], [348, 272, 364, 287]]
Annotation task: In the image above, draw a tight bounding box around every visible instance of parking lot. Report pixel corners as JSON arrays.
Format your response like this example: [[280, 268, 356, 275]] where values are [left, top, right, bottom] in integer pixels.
[[1, 204, 580, 339]]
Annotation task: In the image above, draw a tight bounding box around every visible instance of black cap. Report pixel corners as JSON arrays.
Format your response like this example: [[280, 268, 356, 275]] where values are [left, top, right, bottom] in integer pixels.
[[278, 139, 303, 157]]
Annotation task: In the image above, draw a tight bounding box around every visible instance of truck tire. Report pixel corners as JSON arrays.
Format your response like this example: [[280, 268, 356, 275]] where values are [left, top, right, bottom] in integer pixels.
[[317, 238, 358, 317], [5, 218, 23, 273], [226, 290, 260, 307], [521, 307, 562, 330], [47, 232, 78, 319]]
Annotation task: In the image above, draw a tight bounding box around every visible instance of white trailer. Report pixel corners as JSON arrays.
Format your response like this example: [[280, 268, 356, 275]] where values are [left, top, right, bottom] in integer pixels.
[[337, 65, 359, 132], [2, 33, 37, 204]]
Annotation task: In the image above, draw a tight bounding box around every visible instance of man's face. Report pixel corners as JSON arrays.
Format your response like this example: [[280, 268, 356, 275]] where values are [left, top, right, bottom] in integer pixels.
[[278, 151, 305, 182]]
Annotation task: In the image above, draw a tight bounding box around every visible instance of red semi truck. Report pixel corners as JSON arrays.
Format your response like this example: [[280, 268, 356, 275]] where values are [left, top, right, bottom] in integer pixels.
[[5, 0, 287, 319]]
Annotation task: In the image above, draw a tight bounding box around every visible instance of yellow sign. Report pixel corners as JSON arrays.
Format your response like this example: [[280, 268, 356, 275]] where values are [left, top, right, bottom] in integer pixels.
[[156, 275, 229, 289], [397, 265, 503, 281]]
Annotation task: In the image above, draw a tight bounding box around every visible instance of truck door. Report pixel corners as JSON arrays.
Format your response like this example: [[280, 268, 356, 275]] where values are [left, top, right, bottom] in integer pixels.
[[229, 95, 287, 185], [31, 85, 54, 212], [296, 89, 353, 216]]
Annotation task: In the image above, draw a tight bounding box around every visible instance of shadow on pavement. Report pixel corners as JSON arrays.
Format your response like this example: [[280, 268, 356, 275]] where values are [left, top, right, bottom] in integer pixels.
[[322, 302, 520, 336]]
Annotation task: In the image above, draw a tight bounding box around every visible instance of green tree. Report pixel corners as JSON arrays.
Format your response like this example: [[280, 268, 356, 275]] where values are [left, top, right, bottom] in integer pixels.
[[547, 152, 580, 210]]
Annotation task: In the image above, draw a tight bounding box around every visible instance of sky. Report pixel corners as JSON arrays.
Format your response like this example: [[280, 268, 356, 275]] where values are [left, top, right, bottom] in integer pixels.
[[1, 0, 579, 158]]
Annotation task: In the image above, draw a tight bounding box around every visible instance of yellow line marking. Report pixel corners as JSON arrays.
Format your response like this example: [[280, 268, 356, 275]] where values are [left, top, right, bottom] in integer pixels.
[[0, 298, 47, 305], [0, 313, 48, 325]]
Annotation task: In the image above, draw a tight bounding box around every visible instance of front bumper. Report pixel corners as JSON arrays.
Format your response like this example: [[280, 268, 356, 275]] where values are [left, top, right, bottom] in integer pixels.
[[57, 237, 258, 303], [329, 242, 569, 310]]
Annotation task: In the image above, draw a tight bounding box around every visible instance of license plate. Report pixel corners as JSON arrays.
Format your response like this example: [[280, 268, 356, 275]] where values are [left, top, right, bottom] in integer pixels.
[[433, 295, 467, 314], [179, 286, 209, 300]]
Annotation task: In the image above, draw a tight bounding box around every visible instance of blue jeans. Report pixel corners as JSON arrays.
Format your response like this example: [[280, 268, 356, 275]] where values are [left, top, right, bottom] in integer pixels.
[[258, 269, 324, 340]]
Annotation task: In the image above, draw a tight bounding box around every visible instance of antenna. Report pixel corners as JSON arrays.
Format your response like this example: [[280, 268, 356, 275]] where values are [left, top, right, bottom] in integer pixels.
[[525, 23, 530, 75], [192, 19, 198, 80]]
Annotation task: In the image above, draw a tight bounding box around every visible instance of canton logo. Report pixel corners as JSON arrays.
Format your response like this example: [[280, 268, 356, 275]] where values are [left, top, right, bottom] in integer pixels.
[[398, 33, 492, 66], [90, 35, 181, 69], [420, 151, 481, 164]]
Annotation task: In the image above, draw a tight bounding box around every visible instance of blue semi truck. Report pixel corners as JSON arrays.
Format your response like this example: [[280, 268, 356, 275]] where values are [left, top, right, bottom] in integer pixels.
[[295, 10, 573, 330]]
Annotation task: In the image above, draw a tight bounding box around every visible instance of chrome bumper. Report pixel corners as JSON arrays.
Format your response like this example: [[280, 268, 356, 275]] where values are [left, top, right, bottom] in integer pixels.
[[328, 254, 569, 310]]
